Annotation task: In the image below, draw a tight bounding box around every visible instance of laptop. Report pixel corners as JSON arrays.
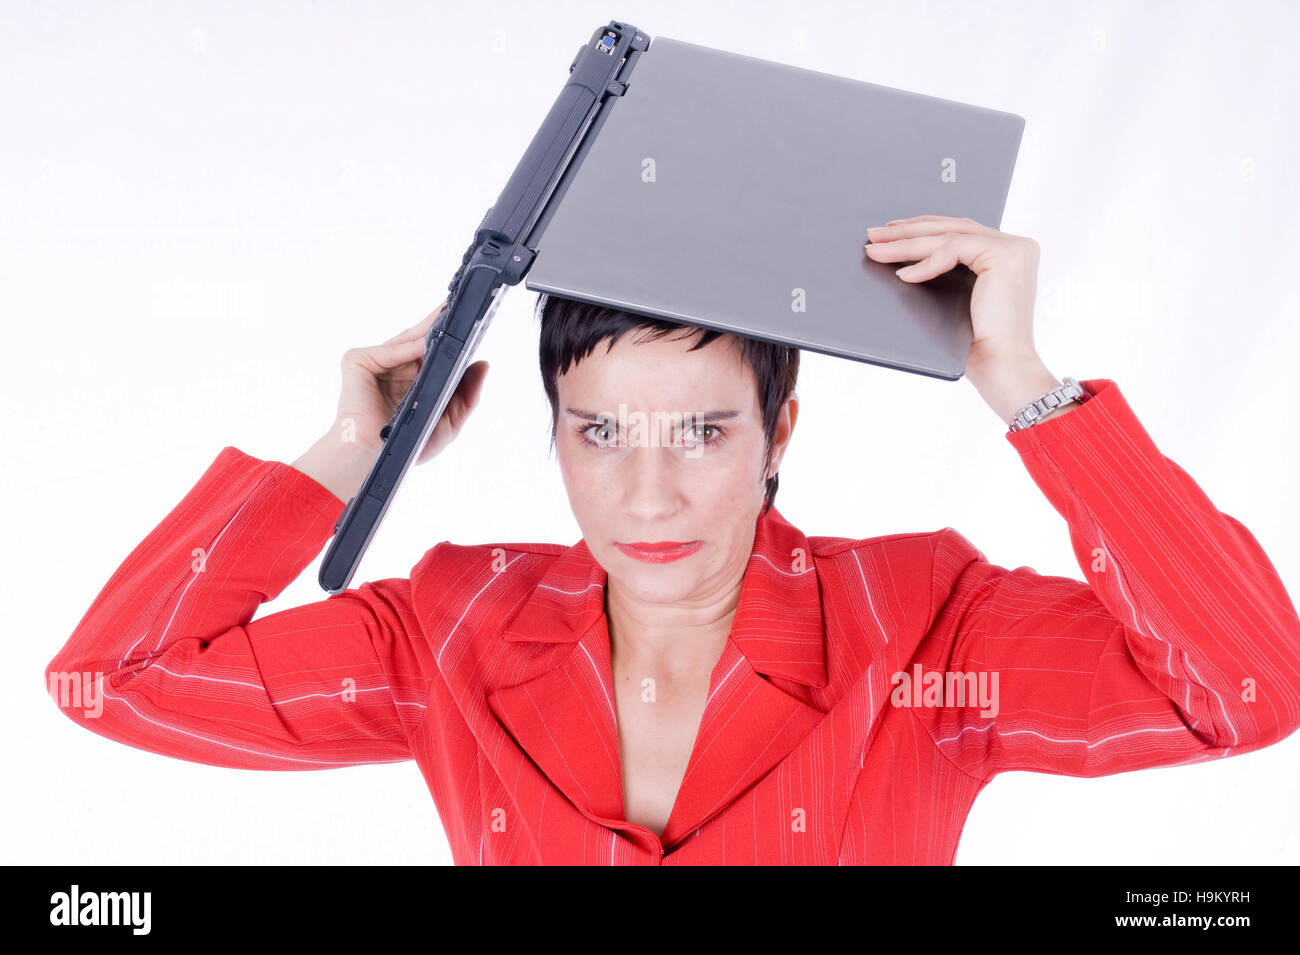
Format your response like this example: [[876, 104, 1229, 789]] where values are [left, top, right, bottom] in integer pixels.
[[317, 20, 1024, 594], [524, 34, 1025, 379]]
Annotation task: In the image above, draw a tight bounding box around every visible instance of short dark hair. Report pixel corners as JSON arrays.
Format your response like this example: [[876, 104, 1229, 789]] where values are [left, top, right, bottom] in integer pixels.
[[535, 293, 800, 515]]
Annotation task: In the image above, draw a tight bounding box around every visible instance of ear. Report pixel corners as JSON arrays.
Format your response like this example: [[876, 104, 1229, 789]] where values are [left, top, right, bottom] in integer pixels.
[[766, 391, 798, 478]]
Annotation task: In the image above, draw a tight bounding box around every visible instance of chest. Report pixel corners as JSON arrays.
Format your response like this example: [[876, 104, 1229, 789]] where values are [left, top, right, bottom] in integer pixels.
[[611, 666, 711, 839], [464, 650, 965, 862]]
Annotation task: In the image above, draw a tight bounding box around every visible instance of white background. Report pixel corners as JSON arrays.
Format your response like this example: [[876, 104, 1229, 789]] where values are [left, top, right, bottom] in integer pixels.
[[3, 0, 1297, 865]]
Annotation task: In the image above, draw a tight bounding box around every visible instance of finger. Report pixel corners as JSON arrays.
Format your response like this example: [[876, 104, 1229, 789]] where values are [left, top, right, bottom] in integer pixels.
[[351, 336, 427, 372], [417, 359, 482, 464], [884, 214, 946, 225], [864, 234, 946, 262], [458, 361, 488, 410], [884, 214, 981, 227], [876, 215, 996, 237], [894, 246, 963, 282], [383, 297, 450, 346], [866, 233, 985, 281], [439, 367, 482, 434], [387, 299, 447, 345]]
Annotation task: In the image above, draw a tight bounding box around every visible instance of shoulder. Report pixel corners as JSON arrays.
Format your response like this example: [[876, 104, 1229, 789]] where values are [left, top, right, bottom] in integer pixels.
[[807, 526, 990, 639], [409, 539, 564, 596], [809, 525, 984, 573]]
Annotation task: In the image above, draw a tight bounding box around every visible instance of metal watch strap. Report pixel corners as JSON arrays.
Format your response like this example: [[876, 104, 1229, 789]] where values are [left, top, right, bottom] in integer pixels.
[[1008, 376, 1086, 432]]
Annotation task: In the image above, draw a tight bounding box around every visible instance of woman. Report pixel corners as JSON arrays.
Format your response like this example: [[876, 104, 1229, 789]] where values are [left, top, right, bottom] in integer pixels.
[[45, 215, 1300, 864]]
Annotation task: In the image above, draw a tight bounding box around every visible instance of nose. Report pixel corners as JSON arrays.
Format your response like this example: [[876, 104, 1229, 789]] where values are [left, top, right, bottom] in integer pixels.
[[619, 444, 686, 523]]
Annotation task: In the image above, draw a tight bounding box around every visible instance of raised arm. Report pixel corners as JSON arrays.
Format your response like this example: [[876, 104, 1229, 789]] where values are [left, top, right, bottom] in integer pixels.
[[914, 377, 1300, 780], [44, 302, 491, 769], [43, 447, 434, 769]]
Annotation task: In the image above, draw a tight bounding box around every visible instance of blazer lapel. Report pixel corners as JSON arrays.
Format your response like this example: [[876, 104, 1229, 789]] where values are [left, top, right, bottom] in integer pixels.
[[658, 506, 829, 847], [487, 505, 830, 846], [487, 539, 628, 826]]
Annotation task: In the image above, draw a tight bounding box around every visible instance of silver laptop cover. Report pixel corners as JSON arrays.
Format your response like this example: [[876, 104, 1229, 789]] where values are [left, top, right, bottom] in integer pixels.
[[524, 36, 1025, 380]]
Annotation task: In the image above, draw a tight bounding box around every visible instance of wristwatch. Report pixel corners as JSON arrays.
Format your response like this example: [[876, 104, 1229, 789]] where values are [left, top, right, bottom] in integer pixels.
[[1008, 376, 1087, 432]]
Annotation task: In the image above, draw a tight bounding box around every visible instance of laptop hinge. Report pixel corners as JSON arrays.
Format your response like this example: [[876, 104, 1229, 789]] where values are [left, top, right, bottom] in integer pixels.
[[501, 245, 535, 283]]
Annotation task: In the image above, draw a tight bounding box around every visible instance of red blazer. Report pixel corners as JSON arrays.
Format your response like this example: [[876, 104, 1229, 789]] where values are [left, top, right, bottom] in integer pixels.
[[45, 378, 1300, 864]]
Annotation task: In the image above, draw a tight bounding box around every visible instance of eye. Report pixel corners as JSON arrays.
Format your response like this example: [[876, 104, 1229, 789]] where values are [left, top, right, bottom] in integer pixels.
[[578, 421, 619, 448], [683, 423, 726, 448]]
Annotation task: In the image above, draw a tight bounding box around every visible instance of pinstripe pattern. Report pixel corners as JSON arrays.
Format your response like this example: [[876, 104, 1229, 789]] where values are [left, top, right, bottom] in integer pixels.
[[45, 378, 1300, 863]]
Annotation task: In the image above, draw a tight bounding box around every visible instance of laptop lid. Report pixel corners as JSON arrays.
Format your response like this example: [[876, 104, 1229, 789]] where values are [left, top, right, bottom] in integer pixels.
[[523, 36, 1026, 380]]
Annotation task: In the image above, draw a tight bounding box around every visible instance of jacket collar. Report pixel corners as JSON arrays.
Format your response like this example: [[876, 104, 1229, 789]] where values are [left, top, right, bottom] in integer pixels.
[[500, 504, 828, 688], [486, 504, 830, 849]]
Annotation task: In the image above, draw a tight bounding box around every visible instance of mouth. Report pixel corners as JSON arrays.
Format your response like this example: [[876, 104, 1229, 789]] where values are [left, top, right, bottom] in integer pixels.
[[614, 540, 703, 564]]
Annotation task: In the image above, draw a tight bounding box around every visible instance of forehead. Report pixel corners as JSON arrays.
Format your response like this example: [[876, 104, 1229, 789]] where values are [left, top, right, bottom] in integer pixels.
[[557, 330, 756, 409]]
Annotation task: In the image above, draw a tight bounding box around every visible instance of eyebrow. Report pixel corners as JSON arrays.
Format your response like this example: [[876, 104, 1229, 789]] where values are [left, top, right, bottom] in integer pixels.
[[564, 407, 743, 422]]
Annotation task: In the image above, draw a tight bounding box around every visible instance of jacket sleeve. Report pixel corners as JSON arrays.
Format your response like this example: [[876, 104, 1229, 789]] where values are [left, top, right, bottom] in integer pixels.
[[914, 378, 1300, 781], [43, 447, 435, 770]]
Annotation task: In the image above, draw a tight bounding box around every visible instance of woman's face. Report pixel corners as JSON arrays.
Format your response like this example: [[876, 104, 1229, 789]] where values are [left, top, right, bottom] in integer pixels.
[[555, 330, 797, 608]]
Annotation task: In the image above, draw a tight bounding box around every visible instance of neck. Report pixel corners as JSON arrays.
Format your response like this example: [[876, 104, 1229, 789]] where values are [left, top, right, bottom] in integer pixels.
[[604, 577, 742, 682]]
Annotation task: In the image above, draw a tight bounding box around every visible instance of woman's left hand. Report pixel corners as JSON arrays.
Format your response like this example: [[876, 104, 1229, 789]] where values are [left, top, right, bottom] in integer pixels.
[[864, 214, 1041, 382]]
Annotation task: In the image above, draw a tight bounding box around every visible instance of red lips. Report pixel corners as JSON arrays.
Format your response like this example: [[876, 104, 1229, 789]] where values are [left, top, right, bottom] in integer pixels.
[[614, 540, 703, 564]]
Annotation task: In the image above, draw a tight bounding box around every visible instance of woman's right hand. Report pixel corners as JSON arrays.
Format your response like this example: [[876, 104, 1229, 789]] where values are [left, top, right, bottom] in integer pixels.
[[333, 297, 488, 464], [293, 298, 489, 502]]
